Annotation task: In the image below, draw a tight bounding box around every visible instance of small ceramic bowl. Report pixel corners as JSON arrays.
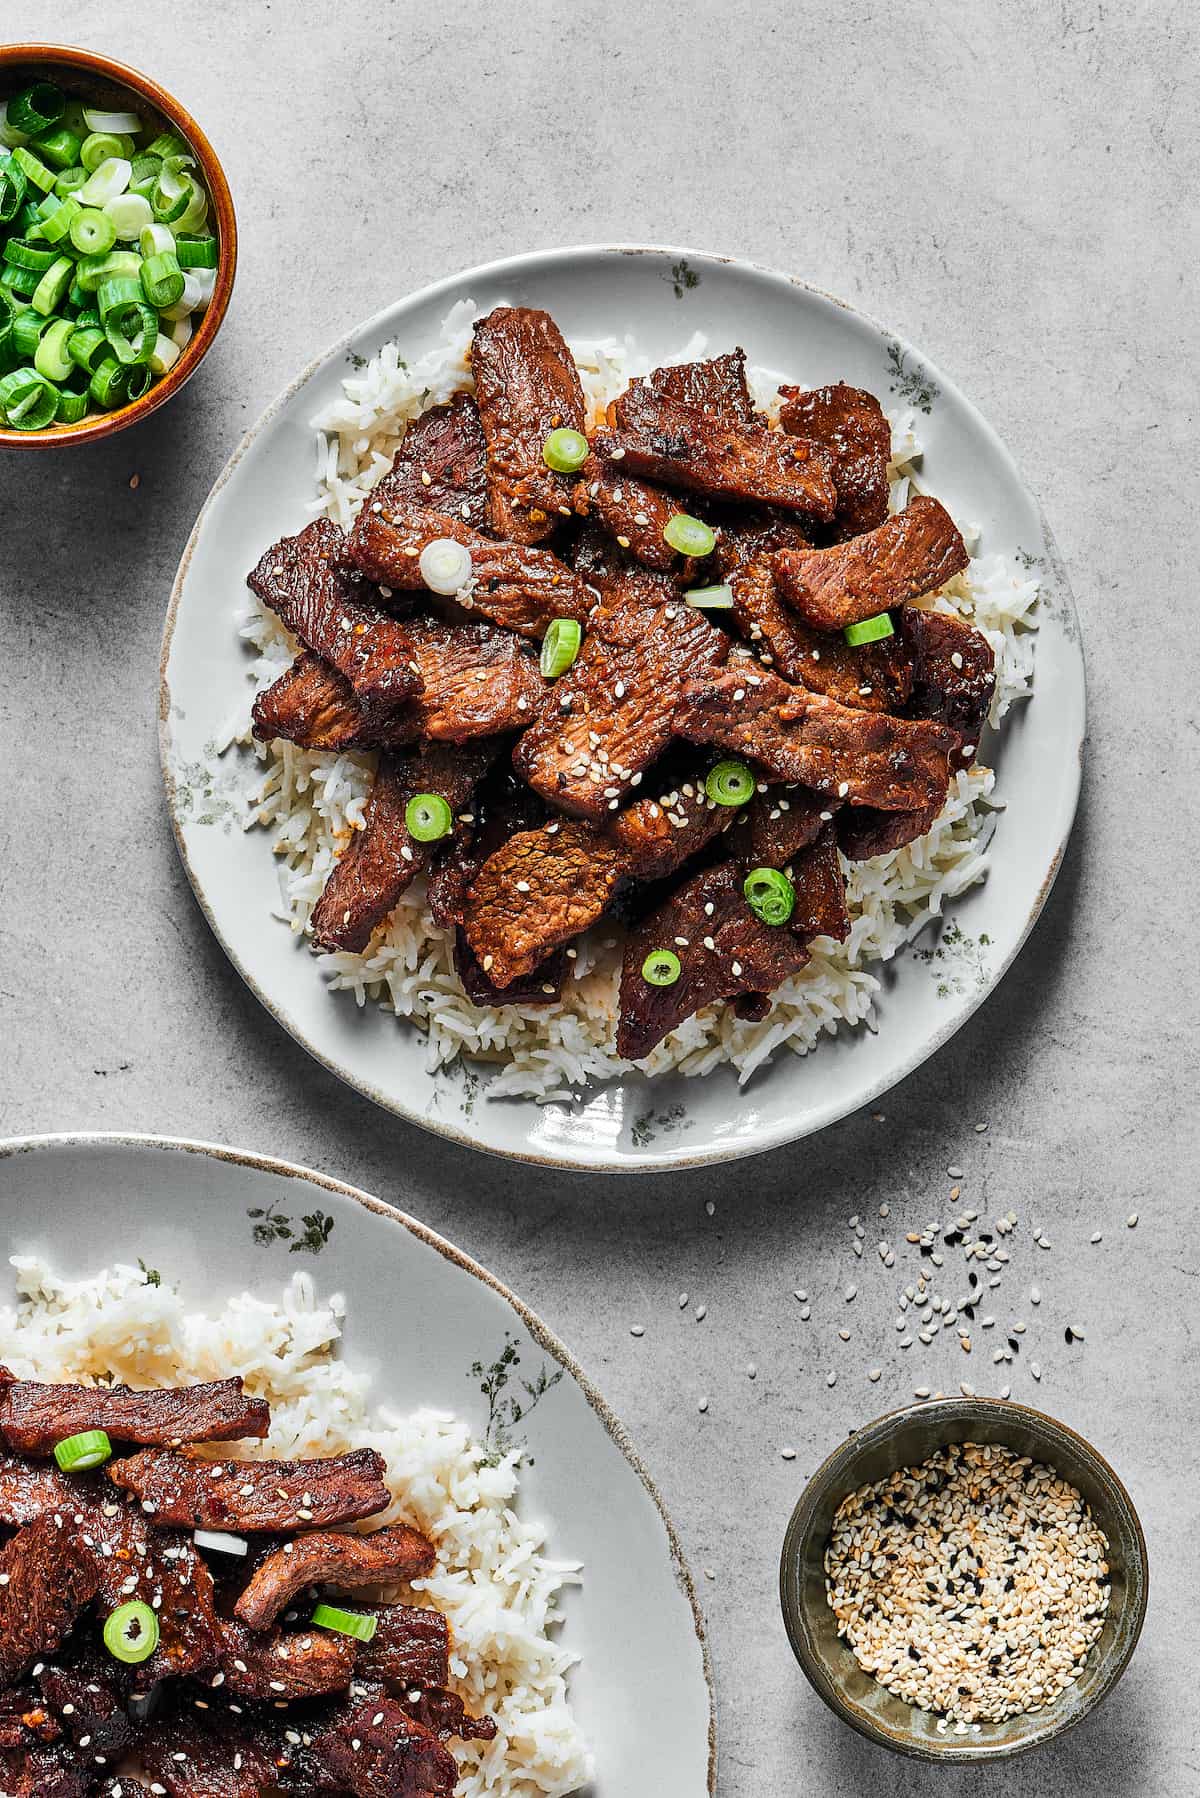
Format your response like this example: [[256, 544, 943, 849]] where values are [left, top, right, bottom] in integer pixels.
[[0, 43, 236, 447], [780, 1397, 1148, 1761]]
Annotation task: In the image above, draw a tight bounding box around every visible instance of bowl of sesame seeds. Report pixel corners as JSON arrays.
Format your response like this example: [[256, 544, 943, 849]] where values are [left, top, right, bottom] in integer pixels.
[[779, 1398, 1148, 1760]]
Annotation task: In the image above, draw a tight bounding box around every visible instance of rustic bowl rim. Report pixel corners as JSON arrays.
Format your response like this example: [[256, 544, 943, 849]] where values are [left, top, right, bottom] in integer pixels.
[[0, 41, 236, 448], [779, 1396, 1150, 1762]]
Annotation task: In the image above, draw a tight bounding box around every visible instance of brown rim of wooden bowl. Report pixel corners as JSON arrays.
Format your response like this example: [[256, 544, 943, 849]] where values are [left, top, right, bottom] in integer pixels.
[[0, 43, 236, 448]]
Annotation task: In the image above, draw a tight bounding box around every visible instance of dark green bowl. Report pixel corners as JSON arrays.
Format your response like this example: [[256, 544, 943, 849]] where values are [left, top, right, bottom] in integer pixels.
[[779, 1397, 1148, 1761]]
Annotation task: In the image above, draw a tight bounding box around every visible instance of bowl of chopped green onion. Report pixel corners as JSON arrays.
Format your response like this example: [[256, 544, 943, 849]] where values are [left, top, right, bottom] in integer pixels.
[[0, 43, 235, 445]]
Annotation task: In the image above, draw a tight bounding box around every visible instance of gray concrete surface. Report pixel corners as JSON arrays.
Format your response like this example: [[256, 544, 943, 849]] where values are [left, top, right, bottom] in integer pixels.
[[2, 1, 1198, 1791]]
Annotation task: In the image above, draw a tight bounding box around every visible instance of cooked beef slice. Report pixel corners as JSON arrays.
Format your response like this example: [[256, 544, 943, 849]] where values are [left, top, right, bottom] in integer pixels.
[[0, 1743, 90, 1797], [733, 784, 833, 869], [102, 1519, 222, 1686], [349, 502, 591, 639], [0, 1517, 101, 1683], [616, 861, 811, 1060], [356, 1605, 449, 1690], [713, 507, 811, 578], [36, 1655, 131, 1758], [788, 826, 850, 941], [0, 1450, 83, 1524], [454, 931, 566, 1007], [728, 557, 912, 711], [215, 1618, 356, 1701], [0, 1687, 60, 1748], [471, 306, 588, 545], [777, 382, 891, 538], [108, 1445, 390, 1532], [772, 495, 968, 629], [313, 1696, 458, 1798], [136, 1715, 280, 1797], [248, 518, 420, 721], [370, 391, 488, 529], [643, 349, 755, 422], [676, 665, 956, 812], [899, 604, 995, 758], [403, 615, 546, 740], [571, 444, 684, 573], [837, 797, 943, 860], [234, 1524, 436, 1631], [0, 1376, 269, 1454], [426, 764, 549, 930], [513, 574, 729, 819], [400, 1686, 497, 1743], [462, 821, 628, 988], [252, 652, 419, 752], [606, 383, 836, 518], [607, 782, 732, 879], [310, 740, 495, 954]]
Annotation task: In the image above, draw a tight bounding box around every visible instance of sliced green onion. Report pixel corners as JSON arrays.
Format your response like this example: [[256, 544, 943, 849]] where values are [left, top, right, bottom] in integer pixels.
[[0, 367, 58, 429], [0, 157, 27, 223], [139, 221, 176, 258], [0, 102, 30, 150], [73, 305, 101, 329], [53, 165, 89, 199], [3, 236, 56, 270], [311, 1603, 378, 1643], [743, 866, 796, 927], [705, 759, 756, 807], [88, 356, 127, 409], [83, 105, 142, 136], [405, 793, 454, 843], [80, 130, 124, 173], [11, 146, 56, 194], [34, 315, 76, 381], [70, 206, 117, 255], [105, 191, 153, 240], [53, 1429, 112, 1471], [140, 250, 184, 309], [97, 273, 145, 317], [193, 1528, 248, 1556], [31, 254, 74, 316], [148, 330, 181, 376], [68, 325, 110, 372], [149, 166, 189, 223], [124, 362, 152, 401], [55, 387, 88, 423], [129, 151, 162, 186], [32, 126, 83, 172], [684, 583, 733, 610], [39, 193, 82, 245], [11, 307, 51, 357], [0, 263, 39, 298], [175, 232, 217, 269], [641, 949, 682, 987], [542, 426, 589, 472], [144, 130, 189, 160], [104, 298, 157, 365], [664, 512, 717, 558], [843, 613, 895, 646], [418, 536, 473, 595], [78, 157, 132, 207], [11, 199, 41, 237], [169, 313, 193, 349], [173, 177, 209, 234], [190, 266, 216, 311], [540, 616, 582, 678], [103, 1600, 159, 1664], [7, 83, 65, 138]]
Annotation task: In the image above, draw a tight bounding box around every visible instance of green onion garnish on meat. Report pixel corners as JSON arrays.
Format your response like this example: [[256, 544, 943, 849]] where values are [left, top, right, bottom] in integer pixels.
[[843, 612, 894, 646], [641, 949, 682, 987], [539, 616, 582, 678], [663, 512, 717, 558], [311, 1603, 379, 1642], [743, 866, 796, 926], [684, 583, 733, 609], [103, 1600, 159, 1664], [541, 426, 589, 472], [53, 1428, 113, 1471], [705, 759, 755, 807], [405, 793, 454, 842]]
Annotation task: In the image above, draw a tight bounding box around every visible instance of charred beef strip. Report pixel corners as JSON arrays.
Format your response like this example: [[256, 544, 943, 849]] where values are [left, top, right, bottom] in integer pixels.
[[462, 821, 628, 989], [349, 502, 592, 639], [606, 381, 836, 519], [0, 1687, 60, 1750], [248, 518, 421, 723], [454, 933, 566, 1007], [253, 651, 420, 753], [35, 1653, 132, 1759], [100, 1517, 224, 1686], [732, 783, 833, 869], [788, 825, 851, 941], [777, 382, 892, 539], [401, 1686, 498, 1743], [644, 348, 756, 421], [513, 572, 729, 820], [616, 861, 813, 1060], [108, 1445, 391, 1532], [676, 664, 957, 812], [713, 507, 811, 577], [313, 1695, 458, 1798], [728, 557, 912, 711], [772, 494, 968, 630], [0, 1449, 82, 1524], [215, 1617, 357, 1702], [571, 443, 684, 573], [136, 1713, 281, 1798], [310, 740, 496, 955], [370, 390, 488, 528], [234, 1523, 436, 1631], [471, 305, 588, 545], [837, 798, 943, 860], [899, 604, 995, 759], [607, 783, 732, 880], [0, 1517, 101, 1683], [356, 1605, 449, 1690], [0, 1375, 269, 1455], [0, 1743, 91, 1797]]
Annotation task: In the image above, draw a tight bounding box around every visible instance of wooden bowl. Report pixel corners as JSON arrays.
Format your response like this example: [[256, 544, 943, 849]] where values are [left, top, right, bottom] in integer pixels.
[[779, 1397, 1149, 1761], [0, 43, 236, 447]]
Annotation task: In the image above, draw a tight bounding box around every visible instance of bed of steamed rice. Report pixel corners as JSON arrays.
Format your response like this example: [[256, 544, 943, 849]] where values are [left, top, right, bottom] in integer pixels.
[[0, 1257, 592, 1798], [218, 301, 1038, 1102]]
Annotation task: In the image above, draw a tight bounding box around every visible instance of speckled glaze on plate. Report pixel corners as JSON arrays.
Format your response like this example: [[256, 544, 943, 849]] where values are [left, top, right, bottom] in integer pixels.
[[780, 1398, 1148, 1761], [159, 245, 1085, 1171], [0, 1132, 715, 1795]]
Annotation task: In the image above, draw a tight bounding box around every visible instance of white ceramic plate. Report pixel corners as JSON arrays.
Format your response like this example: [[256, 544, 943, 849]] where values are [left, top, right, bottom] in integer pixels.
[[0, 1132, 715, 1794], [160, 245, 1084, 1171]]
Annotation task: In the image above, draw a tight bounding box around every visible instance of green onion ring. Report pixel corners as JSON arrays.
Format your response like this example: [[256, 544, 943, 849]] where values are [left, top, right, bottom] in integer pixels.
[[542, 426, 589, 472], [641, 948, 682, 987], [663, 512, 717, 558], [405, 793, 454, 843], [103, 1600, 159, 1664], [539, 616, 582, 679], [311, 1603, 378, 1643], [704, 759, 756, 807], [743, 866, 796, 927], [0, 366, 58, 428], [53, 1428, 112, 1471], [7, 83, 66, 138], [684, 583, 733, 609], [843, 612, 895, 646]]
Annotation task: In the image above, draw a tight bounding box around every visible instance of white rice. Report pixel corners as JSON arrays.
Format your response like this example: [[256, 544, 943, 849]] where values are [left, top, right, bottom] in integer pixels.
[[221, 302, 1038, 1101], [0, 1256, 592, 1798]]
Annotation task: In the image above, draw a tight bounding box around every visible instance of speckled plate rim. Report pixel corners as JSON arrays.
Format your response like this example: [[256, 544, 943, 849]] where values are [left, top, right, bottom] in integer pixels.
[[159, 244, 1085, 1172], [0, 1129, 717, 1792], [779, 1396, 1148, 1762]]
